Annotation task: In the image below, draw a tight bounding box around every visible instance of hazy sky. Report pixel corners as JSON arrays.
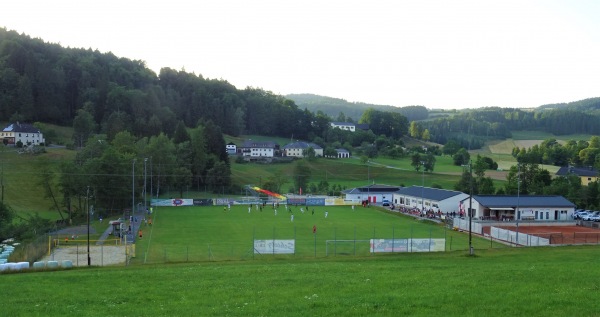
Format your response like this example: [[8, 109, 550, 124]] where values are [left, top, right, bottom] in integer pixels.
[[2, 0, 599, 109]]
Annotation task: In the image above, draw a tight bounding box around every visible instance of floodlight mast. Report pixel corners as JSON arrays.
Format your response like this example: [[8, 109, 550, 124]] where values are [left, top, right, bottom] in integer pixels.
[[421, 161, 425, 212], [516, 162, 520, 246], [86, 186, 91, 266], [461, 161, 474, 256], [468, 161, 473, 255]]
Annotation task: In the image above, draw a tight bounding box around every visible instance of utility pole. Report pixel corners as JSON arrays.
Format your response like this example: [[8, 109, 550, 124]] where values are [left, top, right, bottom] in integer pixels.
[[516, 162, 520, 246], [132, 159, 136, 219], [86, 186, 91, 266], [150, 157, 153, 206], [144, 158, 148, 211], [421, 161, 425, 212], [1, 159, 4, 203], [468, 160, 474, 256]]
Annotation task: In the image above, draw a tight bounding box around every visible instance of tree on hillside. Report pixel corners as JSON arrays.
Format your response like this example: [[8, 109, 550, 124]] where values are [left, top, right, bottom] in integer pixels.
[[545, 174, 582, 207], [442, 140, 461, 156], [173, 120, 190, 144], [145, 133, 177, 197], [303, 146, 317, 161], [72, 107, 97, 148], [453, 148, 470, 166], [360, 108, 408, 139], [411, 153, 424, 172], [36, 158, 65, 221], [206, 161, 231, 192], [423, 152, 436, 172], [189, 125, 208, 187], [0, 201, 14, 241], [293, 162, 311, 194], [172, 166, 192, 197], [422, 129, 430, 141], [409, 121, 422, 139], [454, 167, 475, 194], [504, 163, 551, 195]]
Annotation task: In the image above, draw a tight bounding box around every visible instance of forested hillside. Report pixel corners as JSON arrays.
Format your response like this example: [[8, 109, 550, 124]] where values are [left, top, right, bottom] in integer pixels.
[[0, 28, 328, 142], [0, 28, 413, 220], [286, 93, 429, 122], [415, 106, 600, 150], [537, 97, 600, 112]]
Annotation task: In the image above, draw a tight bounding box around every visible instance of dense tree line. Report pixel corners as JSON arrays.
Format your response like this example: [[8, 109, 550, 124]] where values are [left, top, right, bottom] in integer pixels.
[[422, 106, 600, 149], [452, 160, 600, 210], [53, 120, 229, 221], [512, 136, 600, 169], [0, 29, 412, 148]]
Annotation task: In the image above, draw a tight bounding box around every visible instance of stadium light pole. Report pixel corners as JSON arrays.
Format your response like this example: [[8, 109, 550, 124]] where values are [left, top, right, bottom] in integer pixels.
[[468, 160, 474, 256], [132, 159, 136, 238], [516, 162, 520, 246], [421, 161, 425, 212], [86, 186, 91, 266], [144, 158, 148, 212], [150, 156, 153, 207], [460, 161, 474, 255], [367, 160, 370, 204]]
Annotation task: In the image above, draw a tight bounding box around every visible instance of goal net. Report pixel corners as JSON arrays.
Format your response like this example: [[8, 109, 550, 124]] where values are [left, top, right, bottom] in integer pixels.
[[325, 240, 369, 256]]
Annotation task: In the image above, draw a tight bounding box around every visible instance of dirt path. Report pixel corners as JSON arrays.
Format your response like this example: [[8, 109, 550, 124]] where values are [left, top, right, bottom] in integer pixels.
[[41, 245, 126, 267]]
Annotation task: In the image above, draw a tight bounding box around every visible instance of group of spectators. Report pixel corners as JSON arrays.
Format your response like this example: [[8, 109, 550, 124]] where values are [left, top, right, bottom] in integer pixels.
[[388, 205, 463, 220]]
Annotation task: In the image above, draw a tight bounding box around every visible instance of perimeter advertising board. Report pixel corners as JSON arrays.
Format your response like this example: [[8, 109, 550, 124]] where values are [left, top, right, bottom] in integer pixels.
[[254, 240, 295, 254], [370, 238, 445, 253]]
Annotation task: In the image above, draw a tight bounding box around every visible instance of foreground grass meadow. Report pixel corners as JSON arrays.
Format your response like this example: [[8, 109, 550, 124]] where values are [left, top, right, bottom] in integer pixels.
[[3, 246, 600, 316], [4, 205, 600, 316]]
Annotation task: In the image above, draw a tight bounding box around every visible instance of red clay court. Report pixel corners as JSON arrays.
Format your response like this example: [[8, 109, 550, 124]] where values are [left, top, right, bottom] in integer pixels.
[[484, 225, 600, 245]]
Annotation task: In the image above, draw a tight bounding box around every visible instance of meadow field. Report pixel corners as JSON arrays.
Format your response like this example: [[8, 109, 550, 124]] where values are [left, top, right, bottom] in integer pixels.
[[3, 245, 600, 316], [4, 205, 600, 316]]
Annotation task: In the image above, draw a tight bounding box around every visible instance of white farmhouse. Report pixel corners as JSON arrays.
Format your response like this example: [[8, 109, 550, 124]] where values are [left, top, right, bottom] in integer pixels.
[[1, 122, 45, 146], [239, 140, 278, 157], [282, 141, 323, 158], [330, 121, 356, 132]]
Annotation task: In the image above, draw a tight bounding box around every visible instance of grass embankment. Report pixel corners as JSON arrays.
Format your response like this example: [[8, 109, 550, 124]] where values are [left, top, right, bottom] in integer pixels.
[[0, 146, 75, 216], [2, 246, 599, 316]]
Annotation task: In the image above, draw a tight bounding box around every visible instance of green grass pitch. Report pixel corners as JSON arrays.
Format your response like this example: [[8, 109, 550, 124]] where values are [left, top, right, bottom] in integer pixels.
[[133, 204, 505, 264]]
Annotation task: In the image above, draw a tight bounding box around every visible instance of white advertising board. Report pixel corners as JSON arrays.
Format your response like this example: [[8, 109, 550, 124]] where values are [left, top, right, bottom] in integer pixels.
[[254, 240, 295, 254], [370, 238, 445, 253]]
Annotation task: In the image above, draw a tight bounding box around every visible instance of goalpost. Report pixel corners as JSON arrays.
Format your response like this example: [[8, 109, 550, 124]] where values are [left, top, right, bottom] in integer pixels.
[[325, 240, 369, 256]]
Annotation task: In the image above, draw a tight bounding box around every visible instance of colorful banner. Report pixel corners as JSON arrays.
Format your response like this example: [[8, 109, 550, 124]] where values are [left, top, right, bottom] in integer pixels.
[[254, 240, 295, 254], [251, 187, 286, 200], [370, 239, 445, 253]]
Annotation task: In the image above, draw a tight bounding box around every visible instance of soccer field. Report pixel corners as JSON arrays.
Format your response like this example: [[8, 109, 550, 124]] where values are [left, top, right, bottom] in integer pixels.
[[133, 205, 501, 264]]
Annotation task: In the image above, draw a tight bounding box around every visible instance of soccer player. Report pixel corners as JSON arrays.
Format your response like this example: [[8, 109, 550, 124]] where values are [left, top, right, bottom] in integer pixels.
[[291, 214, 294, 222], [325, 211, 328, 218]]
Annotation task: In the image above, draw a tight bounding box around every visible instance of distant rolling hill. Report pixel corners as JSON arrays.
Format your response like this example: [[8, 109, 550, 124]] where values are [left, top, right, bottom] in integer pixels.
[[286, 93, 429, 122]]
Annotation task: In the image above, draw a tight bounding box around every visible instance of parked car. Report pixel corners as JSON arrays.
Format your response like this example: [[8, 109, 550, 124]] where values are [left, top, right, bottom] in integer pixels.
[[581, 213, 595, 221], [591, 214, 600, 222], [574, 211, 589, 220], [382, 200, 390, 206]]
